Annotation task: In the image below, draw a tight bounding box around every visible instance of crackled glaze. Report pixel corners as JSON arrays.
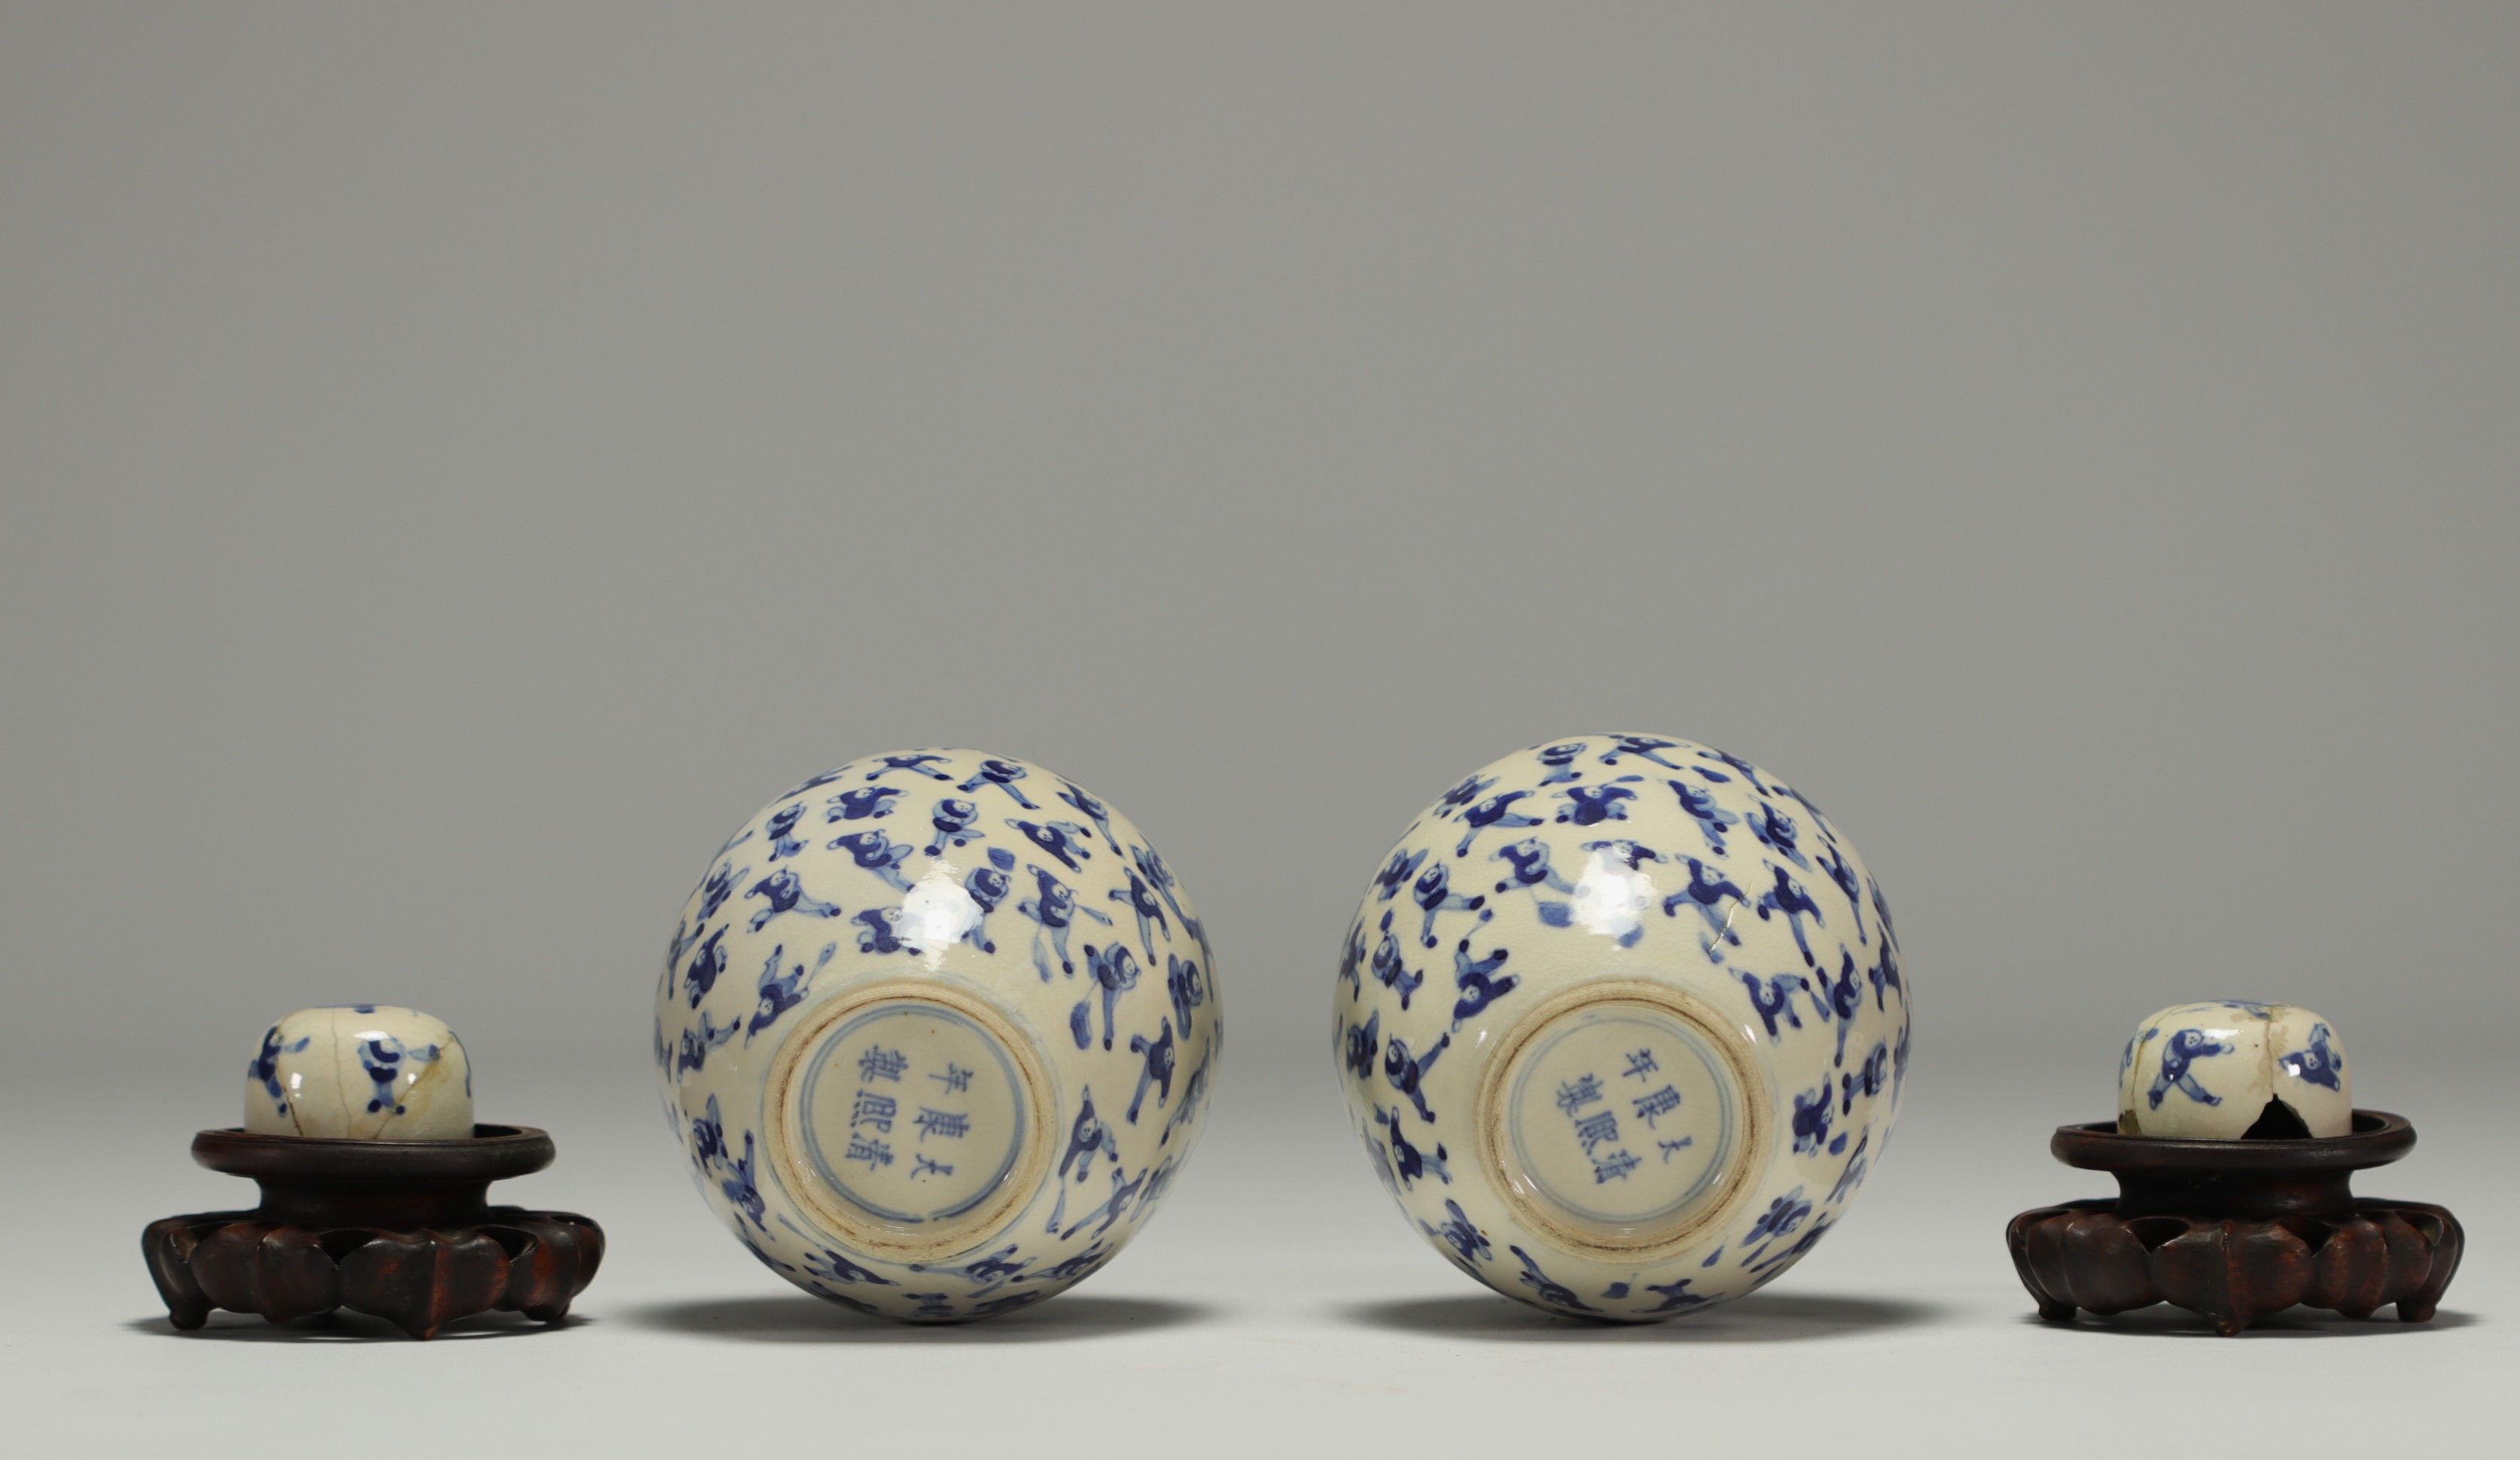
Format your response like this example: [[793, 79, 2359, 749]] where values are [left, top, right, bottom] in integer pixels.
[[657, 749, 1220, 1322], [243, 1005, 474, 1140], [1333, 735, 1906, 1320], [2118, 1001, 2350, 1139]]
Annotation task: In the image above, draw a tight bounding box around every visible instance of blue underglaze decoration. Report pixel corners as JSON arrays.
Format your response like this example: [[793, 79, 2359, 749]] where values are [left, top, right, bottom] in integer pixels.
[[1055, 780, 1120, 848], [2147, 1028, 2232, 1109], [1166, 953, 1206, 1040], [1641, 1278, 1709, 1312], [721, 1130, 766, 1233], [1842, 1041, 1889, 1114], [853, 906, 918, 956], [1371, 911, 1425, 1009], [1343, 1010, 1382, 1081], [1374, 847, 1429, 903], [1664, 779, 1738, 855], [1827, 1130, 1871, 1205], [765, 802, 811, 861], [1412, 862, 1486, 949], [744, 868, 843, 932], [745, 941, 836, 1042], [1492, 837, 1574, 896], [825, 785, 901, 823], [1059, 1087, 1118, 1182], [1508, 1245, 1598, 1314], [676, 1010, 739, 1078], [1019, 864, 1111, 980], [1111, 870, 1171, 963], [1162, 1059, 1211, 1146], [1336, 917, 1367, 998], [2283, 1023, 2344, 1091], [248, 1026, 312, 1115], [826, 830, 916, 892], [1738, 971, 1810, 1040], [1129, 846, 1207, 955], [1536, 742, 1589, 784], [1375, 1105, 1452, 1187], [1383, 1032, 1450, 1123], [1807, 951, 1863, 1066], [925, 797, 983, 855], [958, 758, 1037, 808], [1449, 940, 1518, 1029], [697, 860, 749, 922], [1600, 736, 1687, 770], [1455, 790, 1541, 857], [1436, 774, 1497, 816], [961, 864, 1009, 953], [1748, 803, 1807, 870], [1555, 782, 1638, 827], [1007, 818, 1096, 874], [1126, 1019, 1176, 1122], [1059, 1162, 1149, 1241], [1661, 857, 1747, 949], [804, 1248, 898, 1287], [1421, 1199, 1492, 1268], [1817, 843, 1867, 945], [1790, 1082, 1836, 1156], [1755, 865, 1825, 968], [1083, 942, 1141, 1051], [1866, 943, 1903, 1011], [355, 1036, 442, 1116], [1744, 1215, 1833, 1277], [681, 925, 730, 1008]]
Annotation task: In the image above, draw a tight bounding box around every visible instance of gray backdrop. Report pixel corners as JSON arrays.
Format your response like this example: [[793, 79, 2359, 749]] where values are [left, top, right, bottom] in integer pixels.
[[4, 5, 2512, 1453]]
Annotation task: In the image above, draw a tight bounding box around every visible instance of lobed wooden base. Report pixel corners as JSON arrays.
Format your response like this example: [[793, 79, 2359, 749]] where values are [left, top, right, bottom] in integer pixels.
[[142, 1125, 603, 1340], [2007, 1111, 2461, 1337]]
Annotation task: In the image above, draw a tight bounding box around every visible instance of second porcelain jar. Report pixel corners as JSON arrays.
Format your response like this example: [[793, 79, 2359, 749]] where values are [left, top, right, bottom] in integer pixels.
[[657, 748, 1220, 1321], [1334, 735, 1908, 1319]]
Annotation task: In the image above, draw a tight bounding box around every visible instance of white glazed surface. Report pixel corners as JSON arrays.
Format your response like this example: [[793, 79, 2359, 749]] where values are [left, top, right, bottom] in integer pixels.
[[2118, 1001, 2351, 1138], [656, 749, 1220, 1322], [243, 1004, 474, 1140], [1333, 735, 1908, 1320]]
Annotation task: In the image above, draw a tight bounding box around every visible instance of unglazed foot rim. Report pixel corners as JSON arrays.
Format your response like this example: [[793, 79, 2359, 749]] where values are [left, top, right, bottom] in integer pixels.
[[766, 980, 1055, 1262], [1476, 979, 1771, 1263]]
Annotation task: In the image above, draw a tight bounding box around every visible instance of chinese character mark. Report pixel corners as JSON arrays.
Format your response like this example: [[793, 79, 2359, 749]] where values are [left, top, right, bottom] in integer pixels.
[[1623, 1049, 1659, 1081], [1632, 1085, 1683, 1126], [915, 1108, 970, 1141], [1555, 1074, 1604, 1115], [1593, 1150, 1642, 1183], [851, 1092, 897, 1132], [931, 1063, 974, 1094], [1573, 1111, 1621, 1154], [860, 1045, 908, 1083]]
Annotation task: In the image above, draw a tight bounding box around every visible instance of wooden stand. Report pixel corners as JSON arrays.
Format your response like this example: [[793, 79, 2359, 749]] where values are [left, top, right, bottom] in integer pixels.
[[2007, 1110, 2461, 1336], [142, 1124, 604, 1340]]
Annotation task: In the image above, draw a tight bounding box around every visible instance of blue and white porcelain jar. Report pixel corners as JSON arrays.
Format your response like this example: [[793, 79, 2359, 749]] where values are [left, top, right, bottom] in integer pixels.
[[656, 749, 1220, 1321], [1333, 735, 1908, 1319]]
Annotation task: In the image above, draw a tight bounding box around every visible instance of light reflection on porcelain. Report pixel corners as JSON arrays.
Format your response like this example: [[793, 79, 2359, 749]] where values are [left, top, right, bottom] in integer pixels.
[[243, 1004, 474, 1140], [1332, 735, 1908, 1321], [656, 749, 1220, 1323], [2117, 1001, 2351, 1139]]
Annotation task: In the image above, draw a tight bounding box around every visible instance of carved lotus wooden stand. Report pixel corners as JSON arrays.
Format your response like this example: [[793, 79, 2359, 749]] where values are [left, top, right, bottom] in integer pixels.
[[2007, 1111, 2461, 1337], [142, 1125, 603, 1340]]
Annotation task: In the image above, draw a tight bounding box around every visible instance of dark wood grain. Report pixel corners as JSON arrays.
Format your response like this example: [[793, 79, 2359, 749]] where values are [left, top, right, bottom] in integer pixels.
[[143, 1126, 602, 1339], [2007, 1111, 2461, 1336]]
